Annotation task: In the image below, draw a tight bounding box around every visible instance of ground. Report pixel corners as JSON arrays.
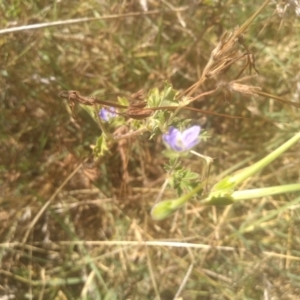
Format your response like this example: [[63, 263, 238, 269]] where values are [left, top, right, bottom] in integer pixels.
[[1, 1, 300, 299]]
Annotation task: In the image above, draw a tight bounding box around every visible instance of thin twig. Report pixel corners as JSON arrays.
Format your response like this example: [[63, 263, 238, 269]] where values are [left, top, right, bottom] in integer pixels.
[[173, 263, 194, 300], [0, 10, 164, 35], [21, 161, 84, 244]]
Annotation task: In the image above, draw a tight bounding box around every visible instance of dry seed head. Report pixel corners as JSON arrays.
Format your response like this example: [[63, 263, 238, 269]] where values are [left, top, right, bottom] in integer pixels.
[[125, 108, 153, 120], [211, 28, 241, 61], [204, 28, 244, 78], [229, 82, 261, 96], [219, 76, 261, 97], [131, 89, 145, 101]]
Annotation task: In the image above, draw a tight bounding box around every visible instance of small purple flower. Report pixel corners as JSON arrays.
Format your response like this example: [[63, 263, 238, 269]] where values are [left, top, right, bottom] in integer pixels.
[[163, 126, 201, 152], [99, 107, 116, 121]]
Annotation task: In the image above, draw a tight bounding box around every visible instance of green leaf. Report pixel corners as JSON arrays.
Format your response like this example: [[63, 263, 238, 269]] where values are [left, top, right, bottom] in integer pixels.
[[204, 191, 235, 205], [93, 135, 109, 157], [211, 176, 236, 192], [79, 103, 98, 124], [161, 81, 177, 104], [117, 96, 129, 106], [147, 87, 160, 107]]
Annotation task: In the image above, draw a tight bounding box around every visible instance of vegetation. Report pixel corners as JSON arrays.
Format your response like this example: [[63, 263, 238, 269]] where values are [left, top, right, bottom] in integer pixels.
[[1, 0, 300, 299]]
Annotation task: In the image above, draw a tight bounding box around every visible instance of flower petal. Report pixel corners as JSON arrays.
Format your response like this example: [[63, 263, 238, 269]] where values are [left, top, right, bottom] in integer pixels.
[[163, 127, 184, 151], [99, 109, 108, 121], [181, 125, 201, 150]]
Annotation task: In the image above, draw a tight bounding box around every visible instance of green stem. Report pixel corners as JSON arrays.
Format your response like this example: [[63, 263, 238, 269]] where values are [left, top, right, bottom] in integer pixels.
[[232, 184, 300, 201], [228, 132, 300, 186]]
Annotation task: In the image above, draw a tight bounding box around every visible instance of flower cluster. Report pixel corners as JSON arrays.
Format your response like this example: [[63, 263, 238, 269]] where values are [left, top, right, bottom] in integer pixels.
[[99, 107, 116, 122]]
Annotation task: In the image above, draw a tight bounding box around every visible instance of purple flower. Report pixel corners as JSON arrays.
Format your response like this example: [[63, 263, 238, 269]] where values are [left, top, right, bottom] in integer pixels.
[[163, 126, 201, 152], [99, 107, 116, 121]]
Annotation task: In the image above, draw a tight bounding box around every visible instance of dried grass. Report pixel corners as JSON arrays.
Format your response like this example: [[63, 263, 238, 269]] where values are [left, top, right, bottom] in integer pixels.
[[1, 0, 300, 299]]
